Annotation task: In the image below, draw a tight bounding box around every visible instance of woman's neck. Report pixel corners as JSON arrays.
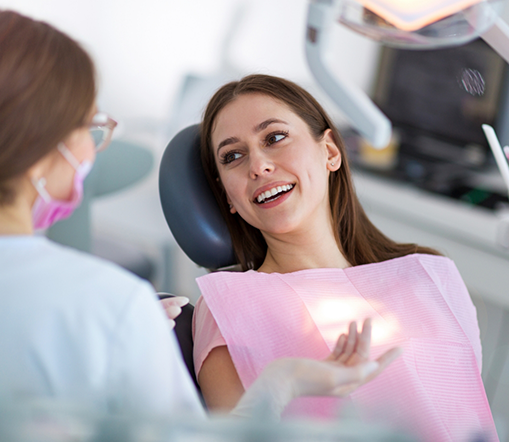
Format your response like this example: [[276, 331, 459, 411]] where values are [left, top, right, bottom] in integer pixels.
[[0, 195, 34, 235], [257, 224, 350, 274]]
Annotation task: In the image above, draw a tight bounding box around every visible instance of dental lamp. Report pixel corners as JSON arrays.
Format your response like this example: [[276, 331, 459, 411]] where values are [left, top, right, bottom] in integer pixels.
[[305, 0, 509, 149]]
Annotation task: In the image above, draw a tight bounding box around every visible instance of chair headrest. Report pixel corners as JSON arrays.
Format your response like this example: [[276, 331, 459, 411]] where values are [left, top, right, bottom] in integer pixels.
[[158, 124, 236, 270]]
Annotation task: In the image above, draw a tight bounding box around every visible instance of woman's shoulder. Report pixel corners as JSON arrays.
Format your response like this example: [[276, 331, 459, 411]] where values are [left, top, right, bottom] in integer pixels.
[[45, 237, 145, 280], [0, 236, 159, 336], [345, 253, 457, 277], [343, 253, 464, 293], [17, 236, 154, 300], [390, 253, 457, 273], [379, 253, 453, 268]]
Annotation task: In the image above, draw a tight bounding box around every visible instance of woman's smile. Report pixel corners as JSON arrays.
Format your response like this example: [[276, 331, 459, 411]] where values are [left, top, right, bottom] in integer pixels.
[[254, 183, 295, 209], [254, 182, 295, 204]]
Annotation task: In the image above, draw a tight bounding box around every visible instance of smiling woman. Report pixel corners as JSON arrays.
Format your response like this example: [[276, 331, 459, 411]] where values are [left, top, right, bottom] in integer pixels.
[[193, 74, 498, 440], [200, 75, 441, 272]]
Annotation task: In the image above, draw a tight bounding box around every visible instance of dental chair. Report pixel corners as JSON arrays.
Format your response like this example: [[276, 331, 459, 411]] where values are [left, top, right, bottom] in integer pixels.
[[159, 124, 236, 395], [159, 124, 235, 271]]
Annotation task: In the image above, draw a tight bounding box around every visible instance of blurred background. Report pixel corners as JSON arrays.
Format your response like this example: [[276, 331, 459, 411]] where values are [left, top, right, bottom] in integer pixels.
[[1, 0, 381, 298], [2, 0, 509, 436]]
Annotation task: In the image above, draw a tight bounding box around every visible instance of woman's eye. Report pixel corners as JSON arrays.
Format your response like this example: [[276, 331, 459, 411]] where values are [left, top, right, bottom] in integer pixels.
[[221, 151, 242, 164], [266, 132, 288, 145]]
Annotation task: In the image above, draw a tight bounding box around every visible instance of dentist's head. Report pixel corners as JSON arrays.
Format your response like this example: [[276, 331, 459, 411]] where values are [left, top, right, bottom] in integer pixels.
[[0, 10, 115, 233]]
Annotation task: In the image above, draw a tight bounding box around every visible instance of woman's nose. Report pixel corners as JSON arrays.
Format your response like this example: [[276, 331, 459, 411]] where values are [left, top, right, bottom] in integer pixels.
[[248, 150, 274, 179]]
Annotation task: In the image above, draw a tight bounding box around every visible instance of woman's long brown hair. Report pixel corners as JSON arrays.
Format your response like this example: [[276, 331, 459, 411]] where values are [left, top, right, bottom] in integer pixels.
[[201, 74, 440, 271], [0, 10, 96, 205]]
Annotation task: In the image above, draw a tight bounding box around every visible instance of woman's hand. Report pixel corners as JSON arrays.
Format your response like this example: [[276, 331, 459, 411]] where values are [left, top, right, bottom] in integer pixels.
[[231, 318, 402, 418], [158, 294, 190, 329], [278, 318, 401, 399], [317, 318, 403, 397]]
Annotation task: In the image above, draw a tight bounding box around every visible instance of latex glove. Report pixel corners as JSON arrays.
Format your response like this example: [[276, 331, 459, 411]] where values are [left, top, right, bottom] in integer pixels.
[[231, 319, 402, 419], [158, 295, 190, 329]]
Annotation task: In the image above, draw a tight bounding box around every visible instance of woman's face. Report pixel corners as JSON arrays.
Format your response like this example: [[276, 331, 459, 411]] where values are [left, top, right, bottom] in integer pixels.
[[211, 93, 340, 237], [34, 106, 97, 201]]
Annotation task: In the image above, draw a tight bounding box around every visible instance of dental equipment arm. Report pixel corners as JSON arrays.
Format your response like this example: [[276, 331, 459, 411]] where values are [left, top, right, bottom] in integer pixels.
[[305, 0, 392, 148], [481, 16, 509, 64]]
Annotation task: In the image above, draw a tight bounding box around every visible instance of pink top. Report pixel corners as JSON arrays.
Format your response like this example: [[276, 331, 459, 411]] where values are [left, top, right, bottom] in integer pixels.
[[193, 296, 226, 374], [193, 254, 497, 441]]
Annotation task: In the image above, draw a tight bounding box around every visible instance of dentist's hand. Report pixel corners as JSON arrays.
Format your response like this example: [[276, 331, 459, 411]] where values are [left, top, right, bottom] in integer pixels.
[[231, 319, 402, 418], [158, 294, 190, 329]]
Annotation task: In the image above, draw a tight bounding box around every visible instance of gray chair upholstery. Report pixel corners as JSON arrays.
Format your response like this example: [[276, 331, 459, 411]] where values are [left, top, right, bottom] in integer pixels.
[[158, 124, 235, 270]]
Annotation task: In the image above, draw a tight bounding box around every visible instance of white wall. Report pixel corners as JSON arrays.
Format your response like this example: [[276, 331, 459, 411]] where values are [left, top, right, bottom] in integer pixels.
[[0, 0, 379, 128]]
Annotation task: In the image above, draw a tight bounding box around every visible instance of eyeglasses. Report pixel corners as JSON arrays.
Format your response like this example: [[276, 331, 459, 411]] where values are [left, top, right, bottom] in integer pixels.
[[89, 112, 118, 152]]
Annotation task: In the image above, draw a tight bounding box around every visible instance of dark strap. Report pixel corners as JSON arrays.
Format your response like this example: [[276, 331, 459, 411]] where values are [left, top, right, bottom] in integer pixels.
[[158, 294, 200, 395]]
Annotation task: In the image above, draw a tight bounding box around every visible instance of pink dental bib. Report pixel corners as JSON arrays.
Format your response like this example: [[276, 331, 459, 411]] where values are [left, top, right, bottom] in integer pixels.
[[195, 254, 497, 441]]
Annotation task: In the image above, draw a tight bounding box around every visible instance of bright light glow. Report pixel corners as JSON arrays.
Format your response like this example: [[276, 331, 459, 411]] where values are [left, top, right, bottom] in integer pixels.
[[358, 0, 483, 31], [306, 298, 400, 348]]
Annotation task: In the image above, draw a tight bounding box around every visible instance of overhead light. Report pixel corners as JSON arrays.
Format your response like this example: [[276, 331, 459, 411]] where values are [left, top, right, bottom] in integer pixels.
[[336, 0, 505, 49]]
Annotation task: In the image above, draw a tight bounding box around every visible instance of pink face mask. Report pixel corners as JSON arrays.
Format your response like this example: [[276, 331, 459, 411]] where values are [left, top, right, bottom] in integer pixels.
[[31, 144, 93, 230]]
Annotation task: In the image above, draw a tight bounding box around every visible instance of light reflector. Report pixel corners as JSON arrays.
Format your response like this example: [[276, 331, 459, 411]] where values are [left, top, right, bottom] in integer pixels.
[[336, 0, 504, 49], [358, 0, 483, 31]]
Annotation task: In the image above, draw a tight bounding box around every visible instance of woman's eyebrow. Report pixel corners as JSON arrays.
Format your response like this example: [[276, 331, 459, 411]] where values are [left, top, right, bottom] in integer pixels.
[[216, 119, 289, 154], [254, 118, 288, 133], [217, 136, 239, 154]]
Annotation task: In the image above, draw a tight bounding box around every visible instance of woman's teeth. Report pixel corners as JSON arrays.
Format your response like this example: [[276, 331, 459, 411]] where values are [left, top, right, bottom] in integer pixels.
[[256, 184, 294, 204]]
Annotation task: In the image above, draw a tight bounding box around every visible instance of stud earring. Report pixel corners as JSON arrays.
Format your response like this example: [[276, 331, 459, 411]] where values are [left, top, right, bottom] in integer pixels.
[[331, 162, 335, 166]]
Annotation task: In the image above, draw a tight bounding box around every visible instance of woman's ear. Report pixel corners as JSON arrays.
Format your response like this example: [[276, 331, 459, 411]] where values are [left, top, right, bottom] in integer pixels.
[[323, 129, 341, 172], [26, 150, 56, 182]]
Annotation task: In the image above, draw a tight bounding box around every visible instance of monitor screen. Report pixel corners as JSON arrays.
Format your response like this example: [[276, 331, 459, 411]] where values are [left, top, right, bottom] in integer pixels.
[[372, 39, 507, 149]]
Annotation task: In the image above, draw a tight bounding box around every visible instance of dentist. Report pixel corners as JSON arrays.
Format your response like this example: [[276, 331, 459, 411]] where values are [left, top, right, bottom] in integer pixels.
[[0, 9, 203, 416]]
